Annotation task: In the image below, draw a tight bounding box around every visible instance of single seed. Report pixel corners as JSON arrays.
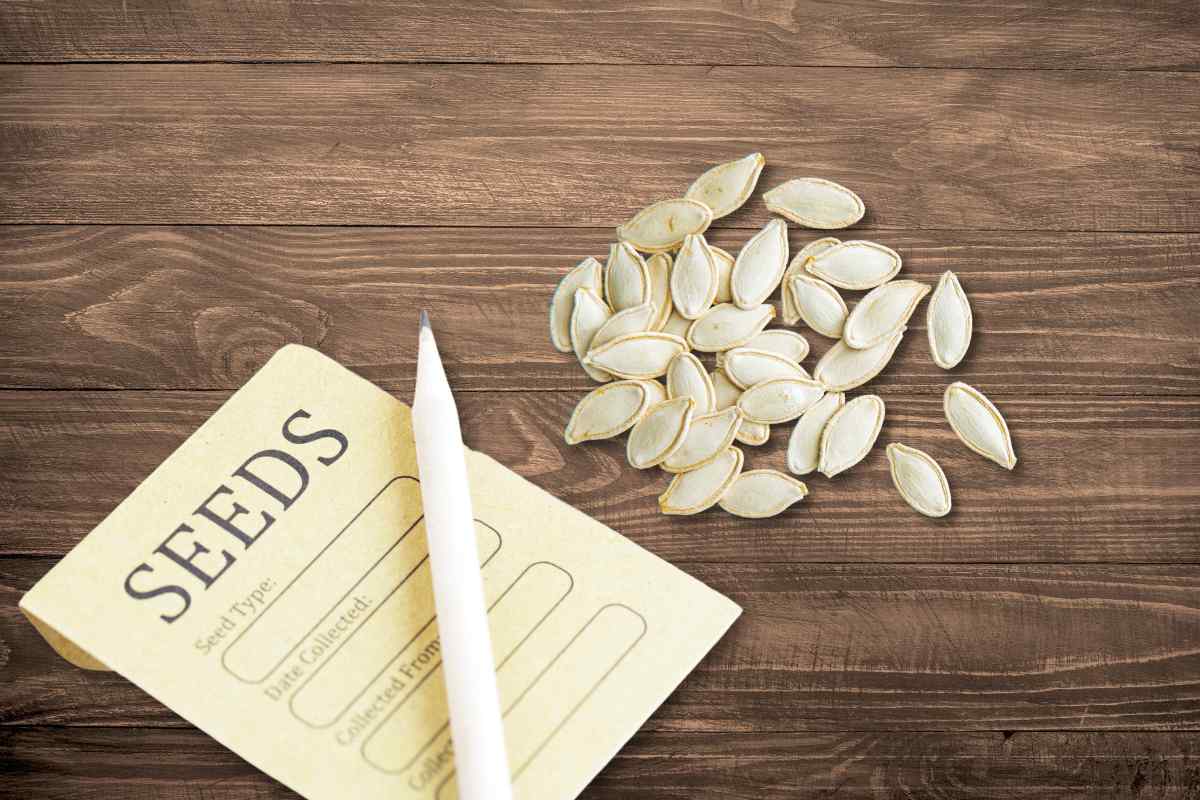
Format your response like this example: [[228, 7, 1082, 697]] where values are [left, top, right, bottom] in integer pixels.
[[737, 377, 825, 424], [806, 240, 902, 290], [662, 407, 743, 473], [662, 309, 693, 338], [782, 237, 840, 325], [814, 328, 905, 392], [549, 256, 603, 352], [685, 153, 765, 219], [786, 391, 845, 475], [764, 178, 865, 230], [570, 287, 614, 382], [617, 198, 713, 253], [585, 332, 688, 379], [927, 271, 973, 369], [711, 245, 735, 303], [564, 380, 656, 444], [659, 446, 744, 515], [645, 253, 674, 331], [627, 397, 695, 469], [723, 348, 810, 390], [687, 303, 776, 352], [671, 233, 719, 319], [944, 382, 1016, 469], [886, 443, 952, 517], [843, 279, 931, 350], [666, 351, 717, 413], [728, 329, 810, 365], [818, 394, 885, 478], [731, 218, 789, 309], [788, 275, 848, 339], [605, 242, 651, 312], [718, 470, 809, 518]]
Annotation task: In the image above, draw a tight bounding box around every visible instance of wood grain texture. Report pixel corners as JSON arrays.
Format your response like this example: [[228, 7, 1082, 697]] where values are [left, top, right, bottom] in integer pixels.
[[1, 65, 1197, 229], [2, 727, 1198, 800], [4, 558, 1200, 731], [1, 226, 1196, 394], [0, 390, 1196, 564], [1, 1, 1198, 71]]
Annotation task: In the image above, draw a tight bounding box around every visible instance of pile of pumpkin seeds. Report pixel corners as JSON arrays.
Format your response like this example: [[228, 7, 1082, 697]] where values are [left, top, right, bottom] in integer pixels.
[[550, 153, 1016, 518]]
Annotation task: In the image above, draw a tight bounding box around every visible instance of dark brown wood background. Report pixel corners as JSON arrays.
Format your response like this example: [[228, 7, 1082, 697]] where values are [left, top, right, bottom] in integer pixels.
[[2, 2, 1199, 798]]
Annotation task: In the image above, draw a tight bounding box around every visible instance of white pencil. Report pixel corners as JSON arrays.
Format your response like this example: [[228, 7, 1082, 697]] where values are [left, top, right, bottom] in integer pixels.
[[413, 311, 512, 800]]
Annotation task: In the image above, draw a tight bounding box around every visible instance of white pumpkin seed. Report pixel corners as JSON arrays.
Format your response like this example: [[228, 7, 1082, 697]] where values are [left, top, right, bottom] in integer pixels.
[[605, 242, 650, 312], [641, 378, 668, 407], [666, 351, 716, 413], [585, 332, 688, 379], [671, 233, 718, 319], [818, 394, 885, 478], [617, 198, 713, 253], [684, 152, 765, 219], [886, 443, 952, 518], [687, 303, 776, 352], [927, 270, 973, 369], [764, 177, 865, 230], [711, 245, 735, 303], [627, 397, 694, 469], [731, 218, 789, 309], [843, 279, 931, 350], [570, 288, 614, 382], [723, 348, 810, 390], [645, 253, 674, 331], [718, 470, 809, 518], [549, 256, 603, 352], [564, 380, 656, 444], [591, 302, 656, 351], [662, 407, 743, 473], [944, 382, 1016, 470], [781, 237, 840, 324], [806, 240, 902, 290], [788, 275, 848, 339], [735, 421, 770, 446], [659, 446, 743, 515], [737, 377, 825, 424], [785, 391, 845, 475], [737, 329, 810, 364], [814, 327, 905, 392], [662, 309, 693, 338]]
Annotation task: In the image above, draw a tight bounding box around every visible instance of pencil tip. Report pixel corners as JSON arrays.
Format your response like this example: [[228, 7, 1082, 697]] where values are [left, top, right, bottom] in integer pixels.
[[419, 310, 430, 331]]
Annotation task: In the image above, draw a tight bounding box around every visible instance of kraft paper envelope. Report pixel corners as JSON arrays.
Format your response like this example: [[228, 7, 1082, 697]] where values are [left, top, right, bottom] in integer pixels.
[[21, 344, 741, 800]]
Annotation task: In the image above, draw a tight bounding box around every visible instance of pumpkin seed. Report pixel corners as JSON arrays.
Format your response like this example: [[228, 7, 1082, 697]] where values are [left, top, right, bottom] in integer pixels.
[[671, 233, 719, 319], [731, 218, 789, 309], [781, 237, 840, 324], [666, 352, 716, 413], [685, 152, 765, 219], [736, 329, 810, 364], [723, 348, 810, 390], [788, 275, 848, 339], [605, 242, 650, 312], [764, 177, 865, 230], [814, 327, 905, 392], [645, 253, 674, 331], [662, 407, 743, 473], [711, 245, 735, 303], [927, 270, 973, 369], [818, 394, 885, 478], [806, 240, 901, 290], [944, 382, 1016, 470], [570, 288, 614, 382], [785, 391, 845, 475], [617, 198, 713, 253], [718, 470, 809, 518], [590, 302, 656, 352], [627, 397, 694, 469], [735, 421, 770, 446], [549, 256, 603, 352], [886, 443, 952, 517], [564, 380, 657, 444], [659, 446, 743, 515], [662, 308, 693, 338], [843, 279, 931, 350], [642, 378, 668, 407], [687, 303, 776, 352], [585, 332, 688, 379], [737, 377, 825, 424]]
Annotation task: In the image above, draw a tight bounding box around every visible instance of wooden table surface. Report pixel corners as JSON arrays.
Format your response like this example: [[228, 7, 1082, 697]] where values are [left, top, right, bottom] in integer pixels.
[[2, 2, 1199, 798]]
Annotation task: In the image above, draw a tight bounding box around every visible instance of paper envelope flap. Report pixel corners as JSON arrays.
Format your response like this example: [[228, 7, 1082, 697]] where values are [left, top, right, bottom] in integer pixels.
[[21, 603, 110, 670]]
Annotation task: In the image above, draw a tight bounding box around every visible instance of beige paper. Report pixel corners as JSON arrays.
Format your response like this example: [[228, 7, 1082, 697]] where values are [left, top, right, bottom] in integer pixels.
[[20, 345, 740, 800]]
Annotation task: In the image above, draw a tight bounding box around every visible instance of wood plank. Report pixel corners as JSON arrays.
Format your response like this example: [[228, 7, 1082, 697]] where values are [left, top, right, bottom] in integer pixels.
[[4, 559, 1199, 730], [1, 66, 1197, 230], [1, 1, 1197, 71], [0, 226, 1196, 395], [2, 727, 1197, 800], [0, 390, 1196, 563]]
